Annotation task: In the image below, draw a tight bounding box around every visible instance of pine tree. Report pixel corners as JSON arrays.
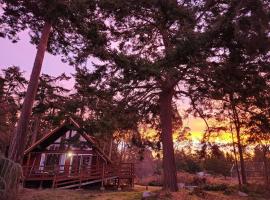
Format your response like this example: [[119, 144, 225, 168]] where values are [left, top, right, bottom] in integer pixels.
[[29, 73, 70, 144], [0, 0, 107, 163], [0, 66, 27, 154], [188, 0, 270, 185], [80, 0, 244, 191]]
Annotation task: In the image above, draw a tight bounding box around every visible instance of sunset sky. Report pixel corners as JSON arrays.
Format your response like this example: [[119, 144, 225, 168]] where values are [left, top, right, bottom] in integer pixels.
[[0, 32, 75, 88], [0, 31, 211, 143]]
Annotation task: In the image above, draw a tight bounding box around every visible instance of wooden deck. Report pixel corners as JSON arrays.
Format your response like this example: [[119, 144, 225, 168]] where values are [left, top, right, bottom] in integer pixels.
[[23, 163, 134, 189]]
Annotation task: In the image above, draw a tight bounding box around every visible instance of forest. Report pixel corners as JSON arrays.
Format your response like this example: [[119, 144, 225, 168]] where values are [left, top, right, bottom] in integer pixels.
[[0, 0, 270, 200]]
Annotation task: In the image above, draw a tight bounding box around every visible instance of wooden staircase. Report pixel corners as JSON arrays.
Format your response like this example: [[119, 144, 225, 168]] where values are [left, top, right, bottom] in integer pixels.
[[54, 175, 118, 189]]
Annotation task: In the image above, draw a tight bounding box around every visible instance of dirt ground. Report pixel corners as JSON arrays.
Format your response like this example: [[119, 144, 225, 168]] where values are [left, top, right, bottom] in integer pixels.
[[17, 173, 269, 200], [18, 188, 141, 200], [17, 185, 259, 200], [136, 171, 250, 186], [18, 185, 159, 200]]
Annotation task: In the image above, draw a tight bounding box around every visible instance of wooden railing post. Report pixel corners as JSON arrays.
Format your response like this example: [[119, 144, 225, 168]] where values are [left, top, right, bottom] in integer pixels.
[[52, 173, 56, 189], [79, 173, 82, 188], [52, 164, 60, 189]]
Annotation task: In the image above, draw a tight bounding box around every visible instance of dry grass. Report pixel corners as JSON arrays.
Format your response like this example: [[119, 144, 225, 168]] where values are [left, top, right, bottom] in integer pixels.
[[171, 190, 250, 200], [18, 179, 267, 200], [17, 186, 252, 200], [18, 188, 251, 200], [18, 185, 161, 200], [136, 172, 262, 187], [18, 188, 140, 200]]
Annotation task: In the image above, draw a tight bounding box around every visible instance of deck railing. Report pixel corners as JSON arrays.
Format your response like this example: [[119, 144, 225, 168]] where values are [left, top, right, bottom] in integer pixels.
[[22, 162, 134, 181]]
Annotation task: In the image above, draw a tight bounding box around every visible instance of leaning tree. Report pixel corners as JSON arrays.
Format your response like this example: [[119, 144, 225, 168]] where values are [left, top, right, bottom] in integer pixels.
[[0, 0, 107, 164]]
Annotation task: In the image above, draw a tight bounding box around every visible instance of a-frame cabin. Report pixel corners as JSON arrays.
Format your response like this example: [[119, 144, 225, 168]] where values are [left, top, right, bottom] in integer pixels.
[[22, 118, 134, 189]]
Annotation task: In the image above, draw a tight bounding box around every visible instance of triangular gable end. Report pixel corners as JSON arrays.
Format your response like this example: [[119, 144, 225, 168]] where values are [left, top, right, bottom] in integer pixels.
[[24, 118, 111, 163], [24, 119, 91, 154]]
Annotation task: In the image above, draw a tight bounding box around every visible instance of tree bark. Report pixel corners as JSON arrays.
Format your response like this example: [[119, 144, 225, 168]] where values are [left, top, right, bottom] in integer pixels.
[[159, 89, 178, 192], [231, 130, 242, 187], [235, 130, 247, 184], [262, 146, 269, 187], [8, 22, 52, 164], [31, 117, 40, 145], [109, 137, 113, 159], [230, 94, 247, 185]]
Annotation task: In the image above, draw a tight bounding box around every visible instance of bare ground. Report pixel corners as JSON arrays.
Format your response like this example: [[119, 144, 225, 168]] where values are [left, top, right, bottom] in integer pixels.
[[18, 185, 159, 200], [17, 185, 258, 200], [17, 173, 269, 200]]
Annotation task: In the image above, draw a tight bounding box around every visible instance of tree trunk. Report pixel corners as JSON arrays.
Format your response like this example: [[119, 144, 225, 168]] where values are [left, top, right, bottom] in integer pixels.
[[230, 94, 247, 185], [31, 117, 40, 145], [231, 130, 242, 187], [159, 89, 178, 192], [262, 146, 269, 187], [235, 127, 247, 184], [109, 137, 113, 159], [8, 22, 52, 164]]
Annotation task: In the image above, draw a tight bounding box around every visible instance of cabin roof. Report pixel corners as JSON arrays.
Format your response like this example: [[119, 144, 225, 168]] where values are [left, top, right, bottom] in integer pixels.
[[24, 118, 111, 163]]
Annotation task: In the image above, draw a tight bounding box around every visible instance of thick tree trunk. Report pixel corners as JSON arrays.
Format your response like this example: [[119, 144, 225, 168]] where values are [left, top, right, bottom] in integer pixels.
[[31, 117, 40, 145], [8, 22, 52, 164], [159, 89, 178, 192]]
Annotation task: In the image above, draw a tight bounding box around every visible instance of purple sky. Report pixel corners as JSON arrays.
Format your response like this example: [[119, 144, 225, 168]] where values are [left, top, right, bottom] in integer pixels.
[[0, 31, 75, 88], [0, 31, 206, 135]]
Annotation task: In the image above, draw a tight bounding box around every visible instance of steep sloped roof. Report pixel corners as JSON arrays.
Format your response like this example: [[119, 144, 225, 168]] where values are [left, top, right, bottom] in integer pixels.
[[24, 118, 111, 163]]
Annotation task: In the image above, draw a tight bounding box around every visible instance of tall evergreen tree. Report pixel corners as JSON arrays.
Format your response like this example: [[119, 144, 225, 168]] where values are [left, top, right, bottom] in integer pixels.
[[189, 0, 270, 185], [72, 66, 140, 135], [0, 0, 107, 163], [0, 66, 27, 154], [28, 73, 70, 145], [80, 0, 244, 191], [248, 87, 270, 187]]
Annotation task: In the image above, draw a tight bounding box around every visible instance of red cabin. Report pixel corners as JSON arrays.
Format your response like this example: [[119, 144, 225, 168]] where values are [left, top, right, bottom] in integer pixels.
[[22, 118, 134, 189]]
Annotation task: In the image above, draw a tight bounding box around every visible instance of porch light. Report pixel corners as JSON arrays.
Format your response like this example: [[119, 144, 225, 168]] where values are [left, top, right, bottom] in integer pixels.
[[67, 151, 73, 157]]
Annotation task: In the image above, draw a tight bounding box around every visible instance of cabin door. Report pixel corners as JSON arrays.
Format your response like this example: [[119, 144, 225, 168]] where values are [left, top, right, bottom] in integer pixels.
[[64, 154, 92, 175]]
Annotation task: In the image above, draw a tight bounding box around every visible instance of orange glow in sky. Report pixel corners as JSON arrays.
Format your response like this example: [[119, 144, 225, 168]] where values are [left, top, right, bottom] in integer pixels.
[[139, 117, 235, 147]]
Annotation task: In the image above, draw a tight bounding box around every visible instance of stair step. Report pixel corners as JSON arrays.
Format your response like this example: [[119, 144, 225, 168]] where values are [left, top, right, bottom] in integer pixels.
[[56, 176, 118, 189]]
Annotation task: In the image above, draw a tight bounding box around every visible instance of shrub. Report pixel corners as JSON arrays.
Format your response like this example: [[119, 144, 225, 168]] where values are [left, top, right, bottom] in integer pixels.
[[192, 177, 206, 186], [203, 184, 228, 191], [185, 159, 202, 174], [190, 187, 206, 198], [223, 186, 236, 195], [240, 185, 249, 193], [148, 180, 162, 186]]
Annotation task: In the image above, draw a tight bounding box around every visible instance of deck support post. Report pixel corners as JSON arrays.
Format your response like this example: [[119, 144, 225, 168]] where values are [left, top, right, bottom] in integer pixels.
[[100, 163, 105, 191], [26, 153, 31, 177], [79, 174, 82, 189], [131, 163, 134, 188], [39, 180, 43, 189], [22, 177, 25, 189], [52, 175, 56, 189], [117, 178, 121, 191]]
